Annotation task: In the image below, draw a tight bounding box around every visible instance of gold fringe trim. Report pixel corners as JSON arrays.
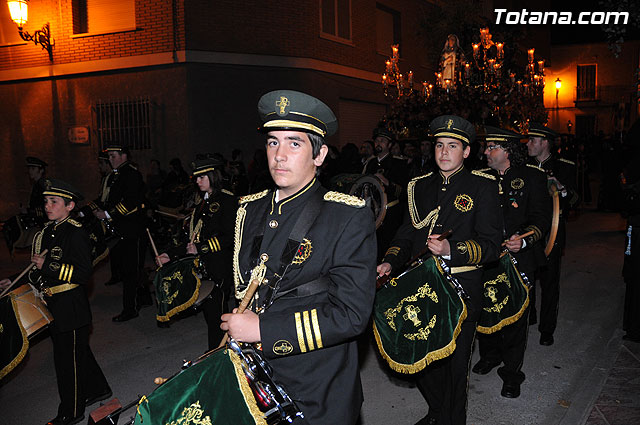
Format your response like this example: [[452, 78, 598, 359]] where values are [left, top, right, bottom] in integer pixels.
[[228, 348, 268, 425], [156, 259, 202, 322], [477, 257, 530, 334], [373, 299, 468, 374], [0, 295, 30, 380], [233, 205, 249, 300]]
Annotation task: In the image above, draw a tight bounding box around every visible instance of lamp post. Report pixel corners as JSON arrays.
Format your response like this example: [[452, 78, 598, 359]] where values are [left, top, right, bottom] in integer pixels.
[[555, 78, 562, 109], [6, 0, 54, 61]]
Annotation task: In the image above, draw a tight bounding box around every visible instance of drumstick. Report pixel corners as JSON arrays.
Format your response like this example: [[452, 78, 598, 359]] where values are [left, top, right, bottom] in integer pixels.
[[1, 249, 48, 298], [154, 210, 186, 220], [146, 228, 162, 268], [501, 230, 535, 247], [216, 277, 262, 349], [376, 230, 453, 289]]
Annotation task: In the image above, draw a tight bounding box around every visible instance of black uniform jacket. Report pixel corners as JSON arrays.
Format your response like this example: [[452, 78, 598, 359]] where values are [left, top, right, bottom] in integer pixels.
[[486, 164, 552, 275], [529, 155, 577, 249], [104, 161, 145, 237], [29, 217, 93, 333], [28, 177, 47, 222], [234, 178, 376, 425], [363, 154, 409, 201], [382, 167, 503, 316], [168, 189, 237, 287]]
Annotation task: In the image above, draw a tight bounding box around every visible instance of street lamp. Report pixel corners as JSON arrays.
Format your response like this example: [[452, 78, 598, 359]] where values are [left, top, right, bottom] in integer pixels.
[[555, 78, 562, 108], [6, 0, 54, 61]]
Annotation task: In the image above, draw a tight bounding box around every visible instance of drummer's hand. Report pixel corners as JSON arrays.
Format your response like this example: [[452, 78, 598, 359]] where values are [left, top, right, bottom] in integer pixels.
[[0, 278, 11, 289], [377, 262, 392, 277], [505, 234, 523, 253], [156, 253, 170, 265], [93, 209, 107, 220], [374, 173, 389, 187], [186, 243, 197, 255], [220, 309, 261, 343], [427, 235, 450, 256], [31, 254, 45, 269]]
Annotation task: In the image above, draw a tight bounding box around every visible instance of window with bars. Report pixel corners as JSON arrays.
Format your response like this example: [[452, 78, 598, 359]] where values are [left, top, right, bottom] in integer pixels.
[[94, 98, 152, 150], [577, 65, 597, 101], [320, 0, 351, 41]]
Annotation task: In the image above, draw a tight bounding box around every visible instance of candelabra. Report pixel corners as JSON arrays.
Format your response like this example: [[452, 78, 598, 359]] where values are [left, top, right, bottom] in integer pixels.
[[382, 45, 414, 99]]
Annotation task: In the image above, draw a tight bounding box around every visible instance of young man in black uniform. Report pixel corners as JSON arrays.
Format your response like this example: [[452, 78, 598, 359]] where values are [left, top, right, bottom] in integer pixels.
[[28, 179, 110, 425], [527, 123, 578, 345], [157, 158, 236, 348], [363, 127, 409, 259], [377, 115, 503, 425], [472, 126, 552, 398], [25, 156, 48, 223], [93, 145, 146, 322], [220, 90, 377, 424]]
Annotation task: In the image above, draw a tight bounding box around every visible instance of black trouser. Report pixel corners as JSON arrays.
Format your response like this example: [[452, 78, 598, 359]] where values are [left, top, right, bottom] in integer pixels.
[[476, 307, 530, 386], [201, 286, 228, 350], [623, 223, 640, 338], [51, 326, 110, 418], [415, 270, 481, 425], [537, 243, 561, 335], [113, 236, 140, 313], [416, 321, 477, 425]]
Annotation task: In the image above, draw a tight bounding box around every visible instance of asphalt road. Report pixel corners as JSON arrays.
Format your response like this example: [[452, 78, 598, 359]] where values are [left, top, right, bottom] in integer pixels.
[[0, 209, 629, 425]]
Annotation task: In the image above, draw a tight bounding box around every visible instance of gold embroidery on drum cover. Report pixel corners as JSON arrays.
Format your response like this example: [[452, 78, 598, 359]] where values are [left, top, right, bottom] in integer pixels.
[[511, 178, 525, 190], [403, 305, 422, 327], [454, 194, 474, 212], [404, 315, 437, 340], [273, 340, 294, 355], [384, 283, 439, 331], [50, 246, 63, 260], [166, 400, 211, 425]]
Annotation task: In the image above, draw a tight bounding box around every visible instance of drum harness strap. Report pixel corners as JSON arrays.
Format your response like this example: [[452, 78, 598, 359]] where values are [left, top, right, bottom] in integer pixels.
[[256, 188, 330, 312]]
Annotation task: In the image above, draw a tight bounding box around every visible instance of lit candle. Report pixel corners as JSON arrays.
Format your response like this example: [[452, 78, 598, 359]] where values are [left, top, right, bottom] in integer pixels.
[[496, 43, 504, 59], [385, 60, 391, 73], [538, 60, 544, 74], [465, 63, 471, 78], [488, 58, 495, 73], [397, 74, 403, 90], [382, 73, 388, 87], [528, 48, 535, 63], [473, 43, 479, 58], [408, 71, 414, 86], [392, 45, 399, 59]]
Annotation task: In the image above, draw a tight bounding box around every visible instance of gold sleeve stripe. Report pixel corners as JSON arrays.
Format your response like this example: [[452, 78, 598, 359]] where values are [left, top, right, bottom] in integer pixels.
[[213, 237, 221, 252], [303, 310, 315, 351], [59, 264, 66, 281], [118, 203, 129, 214], [294, 312, 307, 353], [208, 239, 215, 252], [67, 265, 74, 282], [311, 309, 323, 349], [470, 240, 482, 264], [385, 247, 401, 257], [116, 204, 126, 215]]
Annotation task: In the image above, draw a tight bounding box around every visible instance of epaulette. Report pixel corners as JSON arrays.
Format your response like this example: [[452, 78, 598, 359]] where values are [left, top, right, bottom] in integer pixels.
[[472, 170, 496, 180], [475, 167, 492, 173], [410, 171, 433, 182], [239, 189, 270, 205], [558, 158, 576, 166], [68, 219, 82, 227], [221, 189, 235, 196], [526, 163, 546, 173], [323, 191, 366, 207]]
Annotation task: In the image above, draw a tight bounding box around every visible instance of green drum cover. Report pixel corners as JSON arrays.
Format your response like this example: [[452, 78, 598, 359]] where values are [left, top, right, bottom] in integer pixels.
[[373, 256, 467, 374]]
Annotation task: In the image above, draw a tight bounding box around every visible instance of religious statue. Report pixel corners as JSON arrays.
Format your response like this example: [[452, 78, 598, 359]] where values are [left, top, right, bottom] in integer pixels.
[[439, 34, 466, 85]]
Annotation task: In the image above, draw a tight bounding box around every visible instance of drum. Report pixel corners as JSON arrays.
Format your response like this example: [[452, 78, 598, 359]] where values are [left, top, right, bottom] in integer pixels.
[[194, 280, 215, 307], [330, 173, 388, 229], [133, 343, 303, 425], [9, 284, 53, 338], [2, 214, 41, 252], [477, 252, 530, 334], [373, 256, 467, 374], [154, 256, 202, 322]]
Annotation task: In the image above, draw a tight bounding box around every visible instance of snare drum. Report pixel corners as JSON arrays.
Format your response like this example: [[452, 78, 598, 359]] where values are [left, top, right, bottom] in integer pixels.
[[194, 280, 215, 307], [9, 284, 53, 338], [2, 215, 41, 251]]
